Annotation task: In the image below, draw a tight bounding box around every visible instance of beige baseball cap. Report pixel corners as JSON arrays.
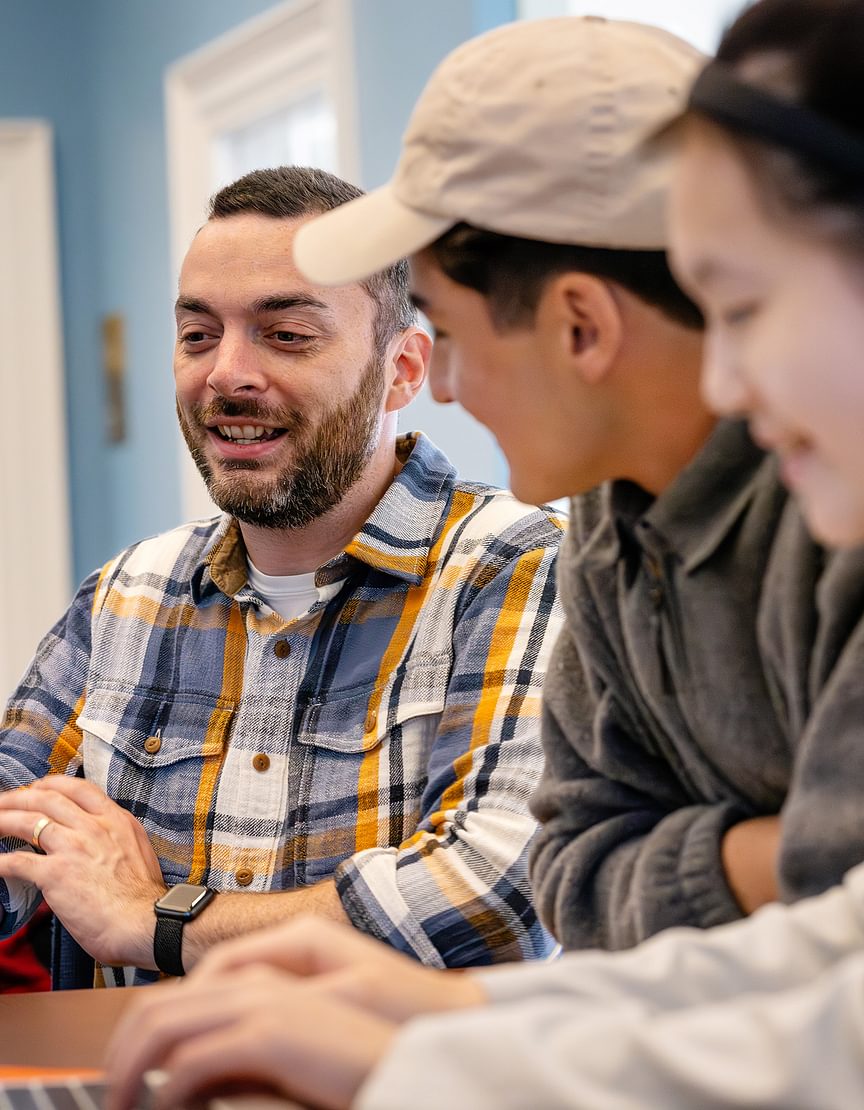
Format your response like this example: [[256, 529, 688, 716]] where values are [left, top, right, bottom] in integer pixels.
[[293, 16, 703, 286]]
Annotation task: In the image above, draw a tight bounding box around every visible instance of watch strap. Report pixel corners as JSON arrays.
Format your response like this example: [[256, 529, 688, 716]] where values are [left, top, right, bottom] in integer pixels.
[[153, 913, 186, 977]]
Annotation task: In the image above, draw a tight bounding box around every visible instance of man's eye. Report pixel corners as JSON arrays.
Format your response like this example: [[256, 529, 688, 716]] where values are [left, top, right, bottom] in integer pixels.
[[181, 331, 212, 345], [271, 330, 310, 344]]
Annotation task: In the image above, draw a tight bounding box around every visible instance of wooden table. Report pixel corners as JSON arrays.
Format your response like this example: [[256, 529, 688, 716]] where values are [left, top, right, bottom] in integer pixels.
[[0, 988, 302, 1107], [0, 988, 135, 1068]]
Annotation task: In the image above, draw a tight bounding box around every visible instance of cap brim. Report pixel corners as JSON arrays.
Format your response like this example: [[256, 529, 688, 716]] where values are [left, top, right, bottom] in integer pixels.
[[293, 183, 453, 286]]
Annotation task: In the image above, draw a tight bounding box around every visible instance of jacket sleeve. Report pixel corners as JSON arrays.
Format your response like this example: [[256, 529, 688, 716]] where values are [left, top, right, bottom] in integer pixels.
[[357, 866, 864, 1110], [529, 619, 744, 950], [335, 534, 564, 967], [0, 570, 100, 935], [762, 536, 864, 902]]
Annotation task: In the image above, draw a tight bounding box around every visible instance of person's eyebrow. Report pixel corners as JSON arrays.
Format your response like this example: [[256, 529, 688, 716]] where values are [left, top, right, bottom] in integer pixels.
[[252, 294, 333, 317], [175, 293, 337, 323], [175, 296, 211, 318]]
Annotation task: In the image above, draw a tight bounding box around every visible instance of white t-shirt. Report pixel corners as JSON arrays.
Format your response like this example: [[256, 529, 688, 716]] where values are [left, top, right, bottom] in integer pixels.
[[246, 559, 341, 622]]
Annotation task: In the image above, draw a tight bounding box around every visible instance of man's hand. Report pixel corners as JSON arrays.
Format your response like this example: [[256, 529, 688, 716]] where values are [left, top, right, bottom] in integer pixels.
[[0, 775, 166, 967], [193, 915, 488, 1022], [721, 815, 781, 915], [105, 966, 397, 1110]]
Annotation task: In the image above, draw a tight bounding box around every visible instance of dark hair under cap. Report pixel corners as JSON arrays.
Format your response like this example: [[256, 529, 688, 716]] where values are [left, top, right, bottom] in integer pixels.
[[688, 61, 864, 181]]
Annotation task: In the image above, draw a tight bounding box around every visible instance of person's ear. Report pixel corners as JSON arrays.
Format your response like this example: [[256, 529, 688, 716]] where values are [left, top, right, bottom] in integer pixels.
[[383, 327, 431, 413], [539, 273, 624, 385]]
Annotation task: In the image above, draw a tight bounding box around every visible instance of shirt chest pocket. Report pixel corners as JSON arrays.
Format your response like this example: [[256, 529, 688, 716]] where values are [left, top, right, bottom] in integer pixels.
[[77, 687, 235, 880], [292, 658, 450, 883]]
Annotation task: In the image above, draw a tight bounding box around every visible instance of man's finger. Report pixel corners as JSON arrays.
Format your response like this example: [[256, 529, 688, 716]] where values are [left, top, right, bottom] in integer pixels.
[[20, 774, 114, 814], [0, 843, 46, 882], [0, 786, 94, 837]]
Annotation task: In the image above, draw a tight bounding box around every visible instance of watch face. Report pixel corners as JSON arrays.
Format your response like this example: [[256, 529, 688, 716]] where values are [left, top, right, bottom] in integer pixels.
[[157, 883, 211, 915]]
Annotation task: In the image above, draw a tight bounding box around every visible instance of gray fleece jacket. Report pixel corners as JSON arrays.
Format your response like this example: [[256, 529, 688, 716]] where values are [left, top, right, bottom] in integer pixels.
[[530, 419, 864, 949]]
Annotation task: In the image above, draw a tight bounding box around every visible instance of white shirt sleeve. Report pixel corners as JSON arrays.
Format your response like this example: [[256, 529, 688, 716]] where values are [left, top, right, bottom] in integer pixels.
[[356, 863, 864, 1109], [477, 862, 864, 1011]]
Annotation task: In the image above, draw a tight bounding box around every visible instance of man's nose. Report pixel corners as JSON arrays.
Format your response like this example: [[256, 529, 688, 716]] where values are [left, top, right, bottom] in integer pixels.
[[206, 332, 268, 396]]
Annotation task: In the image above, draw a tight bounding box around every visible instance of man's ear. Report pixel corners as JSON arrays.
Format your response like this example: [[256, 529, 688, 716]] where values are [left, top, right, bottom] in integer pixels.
[[384, 327, 431, 413], [539, 273, 624, 385]]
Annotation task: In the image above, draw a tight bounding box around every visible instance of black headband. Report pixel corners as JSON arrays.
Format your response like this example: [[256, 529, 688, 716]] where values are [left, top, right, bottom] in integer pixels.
[[688, 62, 864, 180]]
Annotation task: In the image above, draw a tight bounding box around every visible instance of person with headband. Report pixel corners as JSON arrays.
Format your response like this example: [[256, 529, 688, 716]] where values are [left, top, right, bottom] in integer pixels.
[[105, 9, 864, 1108], [671, 0, 864, 549]]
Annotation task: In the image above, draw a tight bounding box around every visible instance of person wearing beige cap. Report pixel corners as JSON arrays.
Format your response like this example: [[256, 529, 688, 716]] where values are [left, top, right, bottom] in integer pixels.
[[293, 13, 864, 951], [104, 11, 864, 1110]]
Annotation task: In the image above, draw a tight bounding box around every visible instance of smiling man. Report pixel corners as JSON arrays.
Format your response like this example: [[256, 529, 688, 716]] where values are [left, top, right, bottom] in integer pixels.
[[0, 166, 563, 987]]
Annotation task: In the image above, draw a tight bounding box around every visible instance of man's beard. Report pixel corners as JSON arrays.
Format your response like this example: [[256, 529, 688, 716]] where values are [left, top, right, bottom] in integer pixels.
[[178, 355, 387, 530]]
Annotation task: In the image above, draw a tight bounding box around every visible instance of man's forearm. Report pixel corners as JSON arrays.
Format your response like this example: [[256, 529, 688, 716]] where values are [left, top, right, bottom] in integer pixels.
[[180, 880, 348, 972], [721, 815, 781, 915]]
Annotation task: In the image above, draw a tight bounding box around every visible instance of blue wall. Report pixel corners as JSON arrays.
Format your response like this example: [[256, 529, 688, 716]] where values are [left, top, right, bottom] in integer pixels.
[[1, 0, 106, 578], [0, 0, 514, 586], [353, 0, 514, 188]]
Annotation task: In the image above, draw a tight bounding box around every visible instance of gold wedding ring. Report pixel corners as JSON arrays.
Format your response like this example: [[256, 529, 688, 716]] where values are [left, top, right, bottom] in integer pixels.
[[31, 816, 52, 853]]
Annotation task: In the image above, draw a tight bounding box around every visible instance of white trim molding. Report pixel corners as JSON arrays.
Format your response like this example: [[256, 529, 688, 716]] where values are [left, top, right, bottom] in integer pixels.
[[0, 121, 71, 698], [165, 0, 359, 521]]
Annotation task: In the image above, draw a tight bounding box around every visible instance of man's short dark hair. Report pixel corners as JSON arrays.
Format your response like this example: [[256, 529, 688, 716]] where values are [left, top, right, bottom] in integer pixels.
[[429, 223, 704, 331], [210, 166, 416, 352]]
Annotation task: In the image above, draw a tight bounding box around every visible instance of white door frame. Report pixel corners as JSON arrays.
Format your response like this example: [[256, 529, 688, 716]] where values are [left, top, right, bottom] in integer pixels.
[[0, 121, 71, 699], [165, 0, 359, 522]]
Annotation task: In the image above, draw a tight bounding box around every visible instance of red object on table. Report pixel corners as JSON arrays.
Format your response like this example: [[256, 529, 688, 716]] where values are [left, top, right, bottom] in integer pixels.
[[0, 902, 52, 993]]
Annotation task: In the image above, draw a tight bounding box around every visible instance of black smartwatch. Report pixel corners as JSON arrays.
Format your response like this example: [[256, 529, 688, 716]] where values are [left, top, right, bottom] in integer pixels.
[[153, 883, 216, 977]]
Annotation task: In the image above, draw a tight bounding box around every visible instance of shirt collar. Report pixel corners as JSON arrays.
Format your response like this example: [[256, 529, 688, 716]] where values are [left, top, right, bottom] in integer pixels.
[[197, 432, 456, 600], [593, 420, 773, 575], [344, 431, 455, 584]]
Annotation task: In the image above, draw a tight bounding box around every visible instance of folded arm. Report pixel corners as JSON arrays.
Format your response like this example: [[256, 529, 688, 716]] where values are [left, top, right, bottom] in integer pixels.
[[530, 627, 750, 949], [0, 570, 100, 935], [334, 539, 563, 966]]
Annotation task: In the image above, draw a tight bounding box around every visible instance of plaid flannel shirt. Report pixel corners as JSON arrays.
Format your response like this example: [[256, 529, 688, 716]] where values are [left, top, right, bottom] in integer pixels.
[[0, 434, 564, 981]]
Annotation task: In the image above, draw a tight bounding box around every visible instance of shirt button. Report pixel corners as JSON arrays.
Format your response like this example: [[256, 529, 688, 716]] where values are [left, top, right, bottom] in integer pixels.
[[364, 710, 377, 734], [273, 639, 291, 659], [235, 868, 254, 887], [252, 753, 270, 773], [143, 735, 162, 754]]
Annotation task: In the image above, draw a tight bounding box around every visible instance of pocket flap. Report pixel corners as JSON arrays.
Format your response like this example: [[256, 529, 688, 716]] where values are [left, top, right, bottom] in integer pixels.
[[298, 659, 450, 754], [77, 687, 234, 767]]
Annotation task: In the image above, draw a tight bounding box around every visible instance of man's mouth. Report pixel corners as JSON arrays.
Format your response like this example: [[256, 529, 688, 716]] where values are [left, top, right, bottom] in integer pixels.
[[211, 424, 287, 446]]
